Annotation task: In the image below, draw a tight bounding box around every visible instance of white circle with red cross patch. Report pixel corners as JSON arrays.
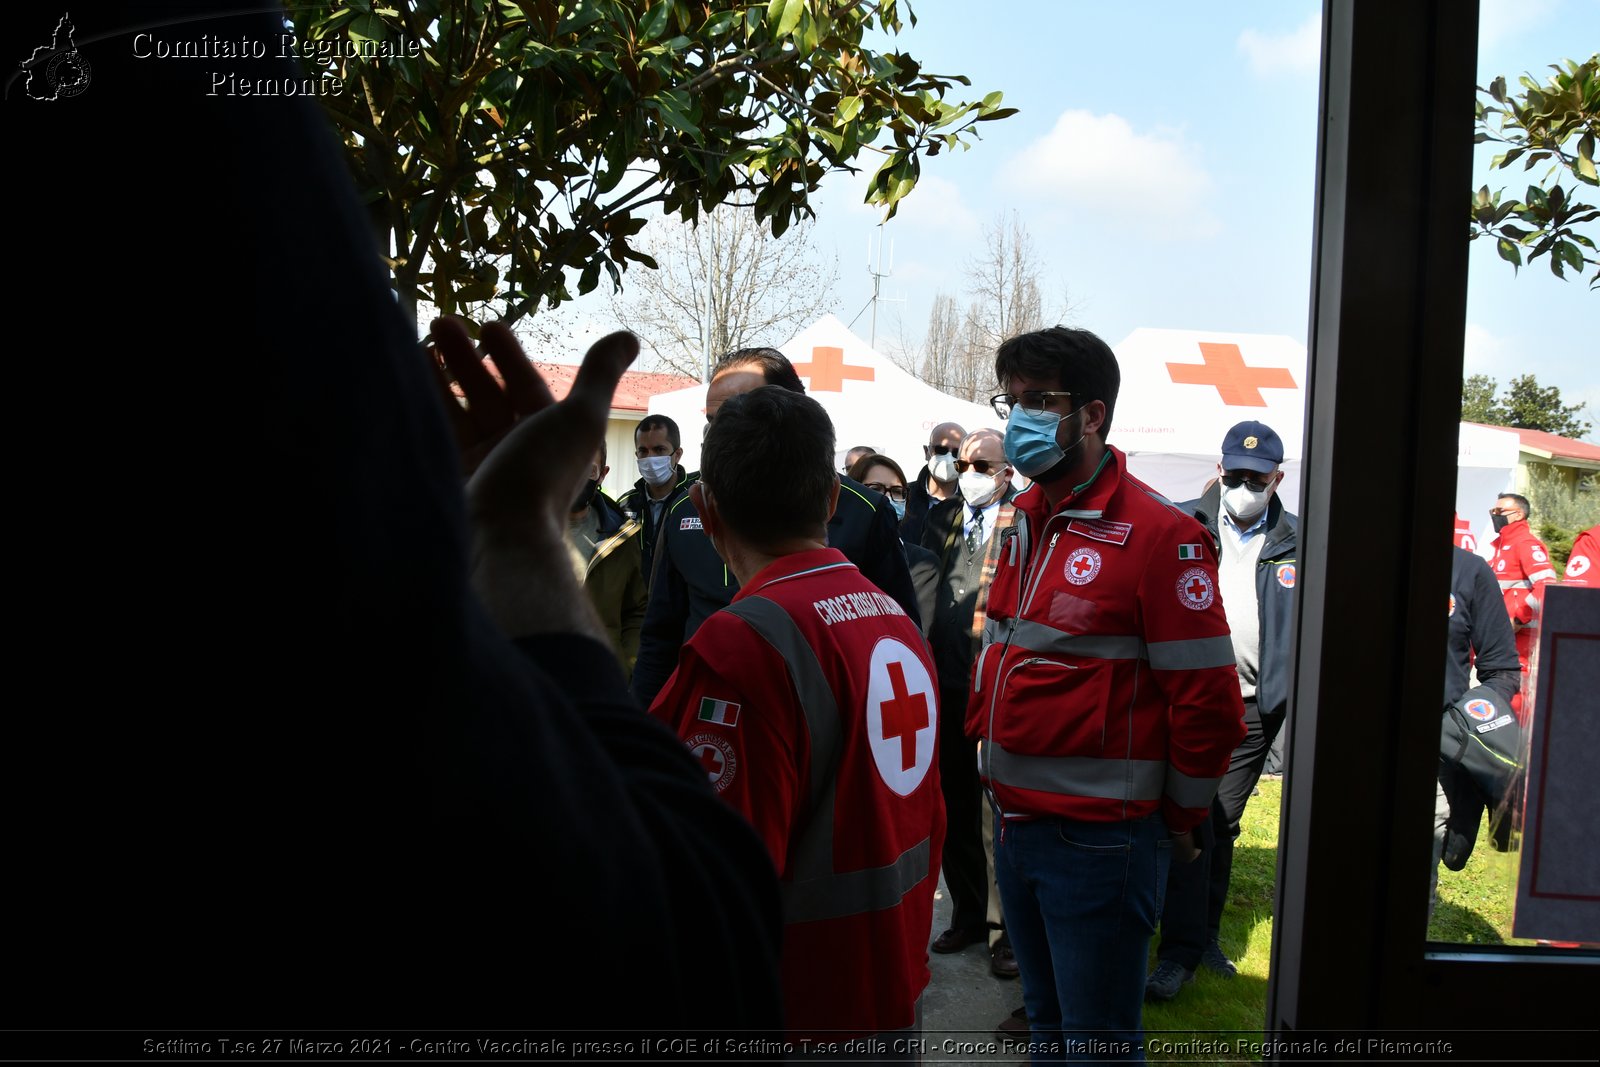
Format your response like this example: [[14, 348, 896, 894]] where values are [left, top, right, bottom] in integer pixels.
[[865, 637, 937, 797], [687, 732, 737, 793], [1064, 546, 1102, 585], [1177, 567, 1215, 611], [1532, 546, 1549, 563], [1570, 553, 1591, 577]]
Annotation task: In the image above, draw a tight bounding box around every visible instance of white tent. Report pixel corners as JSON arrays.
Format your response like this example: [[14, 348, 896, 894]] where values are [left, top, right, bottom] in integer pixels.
[[648, 314, 1001, 478]]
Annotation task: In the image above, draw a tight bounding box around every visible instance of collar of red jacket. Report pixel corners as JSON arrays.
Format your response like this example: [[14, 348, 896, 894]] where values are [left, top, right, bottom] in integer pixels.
[[1014, 445, 1125, 524], [735, 547, 853, 600]]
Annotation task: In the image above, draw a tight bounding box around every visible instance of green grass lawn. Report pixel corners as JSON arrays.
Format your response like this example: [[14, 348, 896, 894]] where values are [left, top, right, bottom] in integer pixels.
[[1142, 780, 1524, 1063]]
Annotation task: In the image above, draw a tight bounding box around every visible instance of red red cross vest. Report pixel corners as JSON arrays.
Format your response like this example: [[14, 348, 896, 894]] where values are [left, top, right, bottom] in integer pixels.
[[651, 548, 945, 1038]]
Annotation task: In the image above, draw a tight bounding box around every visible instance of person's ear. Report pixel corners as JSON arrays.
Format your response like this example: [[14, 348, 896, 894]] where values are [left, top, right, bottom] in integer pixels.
[[825, 476, 841, 524], [1079, 399, 1108, 438], [691, 482, 720, 540]]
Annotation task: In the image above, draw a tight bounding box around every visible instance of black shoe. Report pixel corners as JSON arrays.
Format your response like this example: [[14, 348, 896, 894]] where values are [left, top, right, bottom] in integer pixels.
[[1144, 960, 1194, 1002], [1200, 940, 1238, 978], [930, 926, 985, 953], [990, 937, 1019, 979], [996, 1005, 1028, 1038]]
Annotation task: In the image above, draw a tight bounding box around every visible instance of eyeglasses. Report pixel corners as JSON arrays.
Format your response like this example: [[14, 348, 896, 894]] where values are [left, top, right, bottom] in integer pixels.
[[927, 443, 958, 456], [865, 482, 907, 502], [990, 391, 1074, 420], [1490, 506, 1523, 517], [1219, 473, 1275, 492], [955, 459, 1003, 474]]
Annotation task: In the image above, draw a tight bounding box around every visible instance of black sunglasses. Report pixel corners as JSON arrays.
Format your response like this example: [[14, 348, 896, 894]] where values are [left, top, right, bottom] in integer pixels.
[[1219, 473, 1274, 492], [955, 459, 1002, 474]]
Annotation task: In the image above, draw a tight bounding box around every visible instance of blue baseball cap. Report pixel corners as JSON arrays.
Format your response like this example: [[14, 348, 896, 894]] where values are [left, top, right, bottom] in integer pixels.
[[1220, 421, 1284, 474]]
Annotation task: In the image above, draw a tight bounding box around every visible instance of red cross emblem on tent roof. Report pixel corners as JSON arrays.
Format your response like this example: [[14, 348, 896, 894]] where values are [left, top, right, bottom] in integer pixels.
[[1166, 342, 1297, 407], [793, 345, 875, 392]]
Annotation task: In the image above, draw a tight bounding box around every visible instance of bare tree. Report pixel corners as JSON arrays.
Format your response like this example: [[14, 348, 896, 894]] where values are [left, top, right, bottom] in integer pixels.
[[897, 212, 1076, 403], [965, 211, 1047, 351], [611, 207, 840, 379]]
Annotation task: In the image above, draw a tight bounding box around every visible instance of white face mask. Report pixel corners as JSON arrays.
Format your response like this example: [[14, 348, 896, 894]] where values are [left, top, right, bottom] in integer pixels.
[[1221, 481, 1273, 524], [928, 452, 959, 483], [958, 470, 1003, 508], [637, 455, 676, 487]]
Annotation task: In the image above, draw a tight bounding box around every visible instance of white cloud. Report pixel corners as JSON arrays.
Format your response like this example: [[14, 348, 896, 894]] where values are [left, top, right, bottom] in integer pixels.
[[998, 109, 1220, 239], [1236, 12, 1321, 79]]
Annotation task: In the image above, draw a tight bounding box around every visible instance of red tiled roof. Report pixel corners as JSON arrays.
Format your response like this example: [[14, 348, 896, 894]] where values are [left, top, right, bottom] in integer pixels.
[[448, 360, 699, 413], [1465, 422, 1600, 462]]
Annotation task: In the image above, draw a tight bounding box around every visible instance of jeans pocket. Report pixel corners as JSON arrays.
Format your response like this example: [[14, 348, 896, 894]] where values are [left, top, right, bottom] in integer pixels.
[[1055, 821, 1134, 853]]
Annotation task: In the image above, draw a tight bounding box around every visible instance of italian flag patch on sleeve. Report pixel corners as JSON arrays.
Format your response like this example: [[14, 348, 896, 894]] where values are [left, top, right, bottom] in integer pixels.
[[697, 697, 742, 726], [1178, 544, 1204, 560]]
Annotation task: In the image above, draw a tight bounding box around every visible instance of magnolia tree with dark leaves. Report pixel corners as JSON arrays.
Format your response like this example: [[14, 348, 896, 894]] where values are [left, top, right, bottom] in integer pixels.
[[1470, 54, 1599, 288], [288, 0, 1015, 329]]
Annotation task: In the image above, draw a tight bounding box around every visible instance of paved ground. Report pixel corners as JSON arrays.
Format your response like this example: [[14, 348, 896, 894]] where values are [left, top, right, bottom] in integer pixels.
[[918, 876, 1029, 1065]]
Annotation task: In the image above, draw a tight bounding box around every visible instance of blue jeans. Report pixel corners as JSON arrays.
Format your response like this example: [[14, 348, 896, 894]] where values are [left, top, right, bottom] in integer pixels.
[[994, 813, 1171, 1063]]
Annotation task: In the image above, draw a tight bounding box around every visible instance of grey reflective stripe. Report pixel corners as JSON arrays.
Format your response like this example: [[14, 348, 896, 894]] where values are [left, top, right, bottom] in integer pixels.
[[1147, 635, 1237, 671], [1060, 509, 1104, 518], [1164, 767, 1223, 810], [726, 596, 839, 809], [723, 595, 931, 924], [1528, 568, 1558, 584], [987, 743, 1165, 801], [785, 839, 932, 925], [1499, 578, 1533, 590], [1009, 618, 1146, 661]]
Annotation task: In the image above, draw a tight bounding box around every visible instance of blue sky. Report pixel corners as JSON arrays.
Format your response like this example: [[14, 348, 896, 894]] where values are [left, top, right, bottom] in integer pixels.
[[555, 0, 1598, 436]]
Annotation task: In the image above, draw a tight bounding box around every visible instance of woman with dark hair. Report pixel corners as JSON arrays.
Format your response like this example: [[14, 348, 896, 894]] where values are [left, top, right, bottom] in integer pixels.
[[849, 453, 937, 638]]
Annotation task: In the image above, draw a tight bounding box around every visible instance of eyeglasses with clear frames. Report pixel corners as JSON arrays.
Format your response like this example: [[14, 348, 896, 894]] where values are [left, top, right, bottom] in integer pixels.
[[990, 391, 1074, 420]]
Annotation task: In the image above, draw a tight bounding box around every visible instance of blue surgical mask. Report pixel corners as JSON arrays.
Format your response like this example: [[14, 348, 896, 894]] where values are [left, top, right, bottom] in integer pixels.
[[1004, 405, 1084, 478], [889, 497, 906, 520]]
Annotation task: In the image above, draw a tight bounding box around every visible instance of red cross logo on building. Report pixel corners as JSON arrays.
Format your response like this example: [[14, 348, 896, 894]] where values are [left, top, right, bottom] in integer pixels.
[[1166, 342, 1297, 407], [793, 345, 875, 392], [879, 661, 929, 772]]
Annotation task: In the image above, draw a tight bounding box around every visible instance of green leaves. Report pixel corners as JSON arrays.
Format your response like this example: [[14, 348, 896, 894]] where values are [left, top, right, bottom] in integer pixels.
[[1473, 53, 1600, 286], [300, 0, 1013, 323]]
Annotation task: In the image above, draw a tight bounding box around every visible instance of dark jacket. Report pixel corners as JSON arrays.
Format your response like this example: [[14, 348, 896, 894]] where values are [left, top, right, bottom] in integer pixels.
[[618, 464, 692, 579], [904, 540, 940, 640], [631, 474, 921, 706], [1186, 486, 1298, 721], [1444, 545, 1520, 705], [899, 463, 957, 546], [580, 492, 649, 673], [920, 489, 1017, 693]]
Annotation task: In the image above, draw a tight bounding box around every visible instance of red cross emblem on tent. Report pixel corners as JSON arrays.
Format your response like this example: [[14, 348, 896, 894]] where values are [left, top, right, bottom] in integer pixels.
[[866, 638, 937, 796], [793, 345, 875, 392], [688, 734, 737, 793], [1166, 342, 1297, 407], [1176, 566, 1215, 610]]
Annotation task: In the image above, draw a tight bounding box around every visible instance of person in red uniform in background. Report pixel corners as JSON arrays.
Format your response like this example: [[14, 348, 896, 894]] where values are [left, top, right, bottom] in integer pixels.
[[651, 386, 944, 1048], [1487, 494, 1559, 719], [1453, 512, 1478, 552], [1564, 525, 1598, 586]]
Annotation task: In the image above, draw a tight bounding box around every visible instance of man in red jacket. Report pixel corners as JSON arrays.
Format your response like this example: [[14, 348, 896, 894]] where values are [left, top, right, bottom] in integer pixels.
[[651, 386, 944, 1046], [1487, 493, 1559, 718], [971, 327, 1246, 1061]]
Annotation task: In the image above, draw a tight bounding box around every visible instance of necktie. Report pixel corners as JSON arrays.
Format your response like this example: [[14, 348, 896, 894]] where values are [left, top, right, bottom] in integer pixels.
[[967, 507, 984, 556]]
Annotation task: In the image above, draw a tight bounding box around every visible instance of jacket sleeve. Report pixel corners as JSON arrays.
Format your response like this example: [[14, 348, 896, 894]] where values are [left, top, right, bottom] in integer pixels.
[[631, 514, 691, 707], [620, 537, 649, 677], [1138, 524, 1247, 833], [648, 619, 804, 873], [1467, 553, 1522, 704]]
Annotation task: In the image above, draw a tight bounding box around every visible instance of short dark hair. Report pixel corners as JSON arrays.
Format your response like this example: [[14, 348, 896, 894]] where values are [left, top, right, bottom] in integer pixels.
[[635, 413, 681, 450], [711, 347, 805, 394], [701, 386, 835, 546], [1498, 492, 1532, 518], [847, 453, 908, 487], [994, 326, 1121, 438]]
